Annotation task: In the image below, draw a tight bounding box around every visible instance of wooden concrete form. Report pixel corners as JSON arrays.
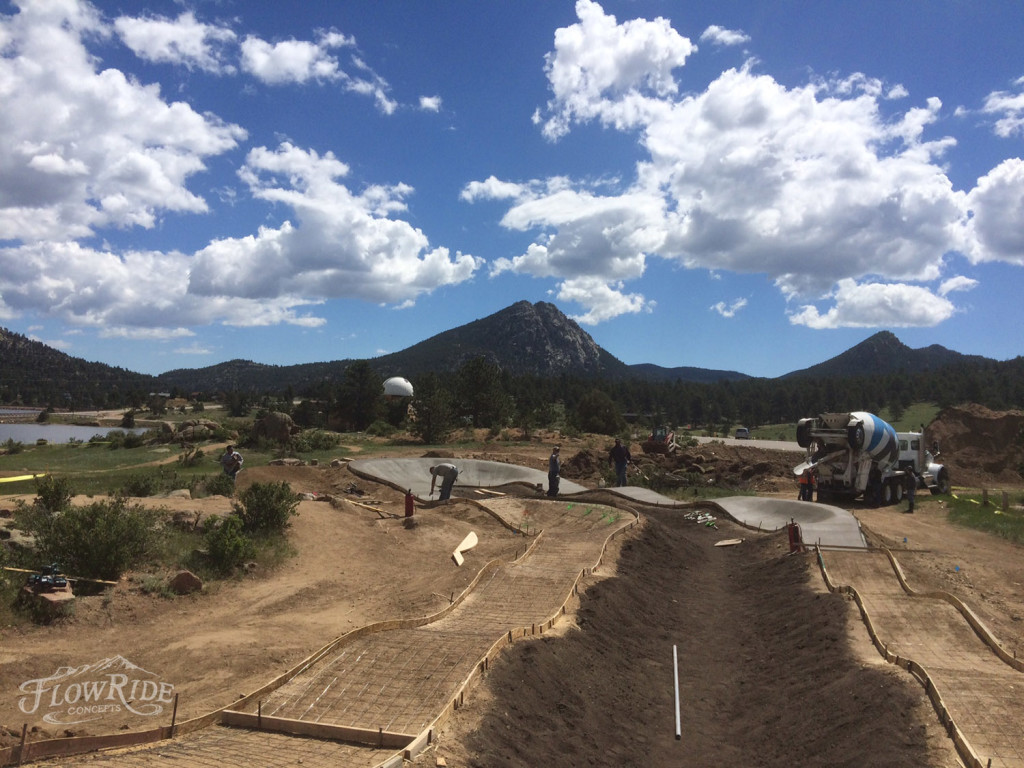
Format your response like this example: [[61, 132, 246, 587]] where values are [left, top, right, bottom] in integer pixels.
[[220, 710, 414, 749], [2, 497, 634, 768], [391, 506, 641, 767], [817, 547, 1024, 768]]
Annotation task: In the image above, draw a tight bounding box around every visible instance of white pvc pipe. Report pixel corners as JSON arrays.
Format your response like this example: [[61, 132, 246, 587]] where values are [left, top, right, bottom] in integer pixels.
[[673, 644, 681, 741]]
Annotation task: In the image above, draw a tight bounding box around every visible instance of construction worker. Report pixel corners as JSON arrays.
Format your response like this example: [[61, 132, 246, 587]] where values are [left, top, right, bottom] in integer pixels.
[[608, 438, 631, 487], [220, 445, 243, 481], [429, 463, 459, 500], [547, 446, 561, 497], [904, 472, 916, 514]]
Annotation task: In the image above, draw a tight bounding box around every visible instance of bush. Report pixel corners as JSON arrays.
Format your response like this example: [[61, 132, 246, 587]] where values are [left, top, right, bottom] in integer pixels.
[[34, 475, 74, 513], [292, 429, 342, 452], [198, 472, 236, 498], [121, 473, 159, 497], [232, 481, 298, 534], [33, 497, 156, 582], [2, 437, 23, 455], [204, 515, 255, 574], [364, 420, 395, 438]]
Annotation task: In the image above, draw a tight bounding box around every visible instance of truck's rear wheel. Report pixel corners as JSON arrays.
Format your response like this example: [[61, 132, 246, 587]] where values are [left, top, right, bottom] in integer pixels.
[[881, 481, 894, 505], [892, 480, 904, 503]]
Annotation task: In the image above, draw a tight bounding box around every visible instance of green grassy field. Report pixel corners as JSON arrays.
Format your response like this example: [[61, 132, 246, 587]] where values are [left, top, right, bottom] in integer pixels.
[[948, 491, 1024, 544]]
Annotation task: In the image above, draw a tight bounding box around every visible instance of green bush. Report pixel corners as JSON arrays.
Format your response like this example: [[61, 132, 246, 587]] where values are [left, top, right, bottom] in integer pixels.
[[293, 428, 342, 451], [364, 420, 395, 438], [121, 473, 159, 497], [33, 497, 156, 582], [34, 475, 74, 513], [197, 472, 236, 498], [232, 481, 298, 535], [2, 437, 24, 455], [204, 515, 255, 574]]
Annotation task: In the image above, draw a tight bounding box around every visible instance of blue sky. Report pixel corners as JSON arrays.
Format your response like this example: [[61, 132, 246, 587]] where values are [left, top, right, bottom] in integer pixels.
[[2, 1, 1023, 378]]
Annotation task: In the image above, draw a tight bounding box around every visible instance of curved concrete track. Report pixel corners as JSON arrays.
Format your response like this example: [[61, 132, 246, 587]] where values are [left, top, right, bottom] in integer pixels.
[[348, 457, 589, 499], [25, 460, 1021, 767]]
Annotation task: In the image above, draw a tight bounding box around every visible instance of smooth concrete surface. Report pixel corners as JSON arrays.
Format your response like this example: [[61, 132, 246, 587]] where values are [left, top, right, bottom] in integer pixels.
[[348, 457, 867, 550], [348, 457, 588, 499], [713, 496, 868, 550]]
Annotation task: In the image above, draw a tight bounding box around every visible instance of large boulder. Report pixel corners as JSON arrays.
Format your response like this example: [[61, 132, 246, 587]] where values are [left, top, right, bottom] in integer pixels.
[[168, 570, 203, 595], [253, 411, 299, 444], [176, 419, 223, 442]]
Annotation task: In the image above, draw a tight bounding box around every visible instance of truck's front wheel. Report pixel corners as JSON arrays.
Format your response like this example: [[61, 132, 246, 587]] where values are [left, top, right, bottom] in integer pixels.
[[930, 468, 951, 495]]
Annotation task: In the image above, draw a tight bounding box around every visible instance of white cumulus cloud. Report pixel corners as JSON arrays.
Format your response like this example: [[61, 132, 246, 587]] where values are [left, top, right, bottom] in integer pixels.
[[700, 25, 749, 47], [0, 0, 246, 242], [114, 11, 237, 73], [188, 143, 482, 304], [469, 0, 1016, 330], [711, 298, 748, 318], [788, 279, 956, 328]]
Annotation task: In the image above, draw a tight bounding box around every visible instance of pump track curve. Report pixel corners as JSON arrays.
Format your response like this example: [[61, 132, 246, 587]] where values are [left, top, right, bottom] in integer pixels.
[[6, 458, 1022, 768]]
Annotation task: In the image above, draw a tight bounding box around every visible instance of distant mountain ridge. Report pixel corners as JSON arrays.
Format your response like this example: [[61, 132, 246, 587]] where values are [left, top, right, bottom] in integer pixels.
[[0, 304, 1000, 403], [781, 331, 989, 379]]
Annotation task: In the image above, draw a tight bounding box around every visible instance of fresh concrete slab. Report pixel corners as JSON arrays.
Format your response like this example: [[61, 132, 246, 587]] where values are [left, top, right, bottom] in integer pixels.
[[349, 457, 866, 550]]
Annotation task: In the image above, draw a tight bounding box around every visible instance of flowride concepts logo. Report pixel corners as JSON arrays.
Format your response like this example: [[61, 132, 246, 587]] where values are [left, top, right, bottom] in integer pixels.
[[18, 656, 175, 725]]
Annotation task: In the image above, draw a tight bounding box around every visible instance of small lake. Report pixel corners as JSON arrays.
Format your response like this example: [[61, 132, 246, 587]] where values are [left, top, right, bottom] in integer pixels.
[[0, 422, 146, 445]]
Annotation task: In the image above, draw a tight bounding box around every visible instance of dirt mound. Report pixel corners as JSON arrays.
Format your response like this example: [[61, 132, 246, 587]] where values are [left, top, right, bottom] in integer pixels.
[[562, 448, 603, 479], [927, 404, 1024, 488], [561, 443, 795, 493]]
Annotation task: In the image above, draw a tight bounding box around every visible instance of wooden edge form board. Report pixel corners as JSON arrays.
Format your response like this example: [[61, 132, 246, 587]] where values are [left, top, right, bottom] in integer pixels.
[[452, 531, 479, 566]]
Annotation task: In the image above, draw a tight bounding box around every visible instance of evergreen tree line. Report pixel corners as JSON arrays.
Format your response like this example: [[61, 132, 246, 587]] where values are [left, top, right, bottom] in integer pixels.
[[223, 356, 1024, 442], [5, 351, 1022, 436]]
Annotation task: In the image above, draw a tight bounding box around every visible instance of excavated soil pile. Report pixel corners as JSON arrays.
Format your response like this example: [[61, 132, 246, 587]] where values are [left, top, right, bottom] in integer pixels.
[[562, 445, 795, 494], [927, 404, 1024, 488], [439, 511, 945, 767]]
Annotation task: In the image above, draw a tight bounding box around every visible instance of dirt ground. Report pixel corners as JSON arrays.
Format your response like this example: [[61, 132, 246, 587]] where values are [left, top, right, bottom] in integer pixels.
[[1, 407, 1023, 766]]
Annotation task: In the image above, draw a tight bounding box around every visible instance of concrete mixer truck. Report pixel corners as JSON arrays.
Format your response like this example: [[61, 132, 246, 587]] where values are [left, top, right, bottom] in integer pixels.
[[795, 411, 950, 504]]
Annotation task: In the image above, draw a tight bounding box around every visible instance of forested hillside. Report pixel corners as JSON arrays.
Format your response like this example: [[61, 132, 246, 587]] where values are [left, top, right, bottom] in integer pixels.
[[3, 302, 1023, 432], [0, 328, 156, 409]]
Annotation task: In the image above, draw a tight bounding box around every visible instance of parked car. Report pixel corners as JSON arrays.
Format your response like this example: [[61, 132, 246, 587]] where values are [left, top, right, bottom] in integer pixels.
[[734, 427, 750, 439]]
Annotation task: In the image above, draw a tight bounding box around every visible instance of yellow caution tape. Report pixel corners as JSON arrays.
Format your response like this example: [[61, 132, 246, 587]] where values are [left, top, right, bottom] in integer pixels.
[[0, 473, 46, 484]]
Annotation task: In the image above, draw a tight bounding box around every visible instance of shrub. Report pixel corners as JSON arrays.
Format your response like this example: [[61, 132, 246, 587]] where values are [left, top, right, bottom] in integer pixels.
[[232, 481, 298, 535], [2, 438, 24, 455], [199, 472, 237, 498], [33, 497, 156, 582], [364, 420, 395, 438], [204, 515, 255, 574], [34, 475, 74, 513], [293, 429, 343, 452], [121, 473, 159, 497], [178, 445, 205, 468]]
